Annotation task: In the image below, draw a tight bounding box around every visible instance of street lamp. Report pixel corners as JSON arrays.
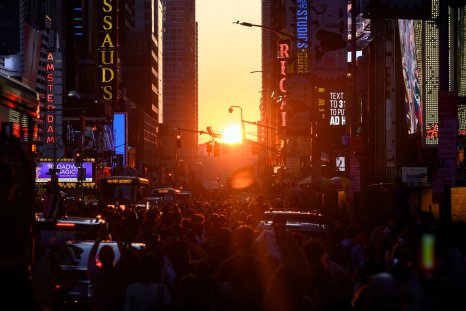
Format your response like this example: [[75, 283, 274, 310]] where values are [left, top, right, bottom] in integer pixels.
[[234, 21, 308, 45], [228, 105, 246, 142]]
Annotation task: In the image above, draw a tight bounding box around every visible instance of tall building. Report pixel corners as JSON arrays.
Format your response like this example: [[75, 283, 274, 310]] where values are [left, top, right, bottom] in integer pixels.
[[0, 0, 53, 157], [120, 0, 163, 176], [161, 0, 198, 184]]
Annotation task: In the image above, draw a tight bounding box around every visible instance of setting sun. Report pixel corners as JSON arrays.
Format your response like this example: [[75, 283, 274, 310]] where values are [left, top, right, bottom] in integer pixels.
[[222, 125, 243, 144]]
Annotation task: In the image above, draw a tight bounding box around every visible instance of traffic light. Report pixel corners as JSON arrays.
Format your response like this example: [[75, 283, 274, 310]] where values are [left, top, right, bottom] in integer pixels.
[[74, 149, 83, 164], [80, 112, 86, 132], [176, 130, 181, 148], [213, 142, 221, 157], [206, 141, 212, 154]]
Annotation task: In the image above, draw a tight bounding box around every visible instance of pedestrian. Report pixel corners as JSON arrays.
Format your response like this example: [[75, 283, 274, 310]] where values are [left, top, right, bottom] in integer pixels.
[[87, 227, 120, 311], [0, 124, 41, 310], [124, 252, 172, 311]]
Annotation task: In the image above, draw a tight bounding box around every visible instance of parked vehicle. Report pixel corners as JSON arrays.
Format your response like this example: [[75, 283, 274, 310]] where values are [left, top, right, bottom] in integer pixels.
[[257, 209, 332, 247], [53, 240, 145, 309], [32, 214, 110, 309], [33, 214, 107, 255]]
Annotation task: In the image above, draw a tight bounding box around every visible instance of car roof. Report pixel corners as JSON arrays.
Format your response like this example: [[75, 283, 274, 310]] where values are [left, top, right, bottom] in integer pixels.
[[259, 209, 328, 232], [262, 209, 327, 221], [35, 214, 106, 226]]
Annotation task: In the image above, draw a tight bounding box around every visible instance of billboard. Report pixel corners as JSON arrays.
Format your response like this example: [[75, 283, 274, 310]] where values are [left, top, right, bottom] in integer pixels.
[[398, 20, 423, 135], [36, 161, 93, 183], [310, 0, 348, 80], [113, 112, 127, 166]]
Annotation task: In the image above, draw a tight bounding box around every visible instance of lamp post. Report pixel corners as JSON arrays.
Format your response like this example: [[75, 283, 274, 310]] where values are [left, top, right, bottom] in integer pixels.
[[234, 20, 316, 187], [228, 105, 246, 142]]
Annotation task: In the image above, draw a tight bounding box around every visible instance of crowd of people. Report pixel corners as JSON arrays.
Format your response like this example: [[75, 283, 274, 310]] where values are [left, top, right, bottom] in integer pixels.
[[49, 189, 466, 311]]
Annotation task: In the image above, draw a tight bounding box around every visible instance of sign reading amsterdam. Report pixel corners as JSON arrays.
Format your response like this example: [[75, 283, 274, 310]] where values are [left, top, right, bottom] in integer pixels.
[[43, 52, 64, 158], [97, 0, 118, 103]]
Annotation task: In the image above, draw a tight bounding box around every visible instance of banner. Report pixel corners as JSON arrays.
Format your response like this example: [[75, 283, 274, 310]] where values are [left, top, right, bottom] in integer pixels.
[[310, 0, 348, 80]]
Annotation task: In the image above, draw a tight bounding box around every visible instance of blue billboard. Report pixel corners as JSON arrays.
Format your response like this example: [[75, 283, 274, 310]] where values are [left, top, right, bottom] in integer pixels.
[[113, 112, 127, 166], [36, 161, 93, 183]]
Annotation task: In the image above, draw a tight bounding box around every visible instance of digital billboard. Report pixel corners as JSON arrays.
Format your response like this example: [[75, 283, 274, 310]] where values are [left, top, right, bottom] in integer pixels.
[[36, 161, 93, 183], [113, 112, 127, 166], [398, 20, 423, 135]]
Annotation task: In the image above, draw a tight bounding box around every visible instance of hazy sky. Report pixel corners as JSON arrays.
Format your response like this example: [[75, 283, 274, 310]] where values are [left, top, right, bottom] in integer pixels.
[[196, 1, 262, 143]]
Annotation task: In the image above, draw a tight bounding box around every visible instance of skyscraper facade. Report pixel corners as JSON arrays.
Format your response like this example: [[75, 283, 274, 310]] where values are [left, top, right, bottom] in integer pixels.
[[120, 0, 163, 174], [161, 0, 198, 182]]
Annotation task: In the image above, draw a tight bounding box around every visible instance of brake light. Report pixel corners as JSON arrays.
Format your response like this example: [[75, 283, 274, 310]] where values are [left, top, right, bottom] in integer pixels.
[[56, 223, 76, 228]]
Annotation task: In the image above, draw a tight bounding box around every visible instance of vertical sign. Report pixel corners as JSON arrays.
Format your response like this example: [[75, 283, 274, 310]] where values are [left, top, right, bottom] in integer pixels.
[[310, 0, 348, 80], [98, 0, 118, 104], [44, 52, 64, 158], [296, 0, 309, 74], [278, 37, 290, 127]]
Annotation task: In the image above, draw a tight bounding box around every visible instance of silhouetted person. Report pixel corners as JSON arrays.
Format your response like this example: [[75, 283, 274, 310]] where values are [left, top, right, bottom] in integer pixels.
[[124, 253, 172, 311], [0, 123, 40, 310], [214, 225, 271, 311]]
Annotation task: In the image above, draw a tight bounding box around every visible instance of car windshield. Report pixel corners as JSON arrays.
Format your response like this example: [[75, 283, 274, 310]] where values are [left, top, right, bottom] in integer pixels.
[[56, 242, 144, 267], [101, 184, 135, 203]]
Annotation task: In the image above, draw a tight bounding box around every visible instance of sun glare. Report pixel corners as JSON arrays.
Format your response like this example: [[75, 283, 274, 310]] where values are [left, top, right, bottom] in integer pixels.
[[223, 125, 243, 144]]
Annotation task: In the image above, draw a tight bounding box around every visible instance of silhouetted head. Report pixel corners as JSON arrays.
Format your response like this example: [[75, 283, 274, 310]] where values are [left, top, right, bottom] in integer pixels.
[[98, 245, 115, 268]]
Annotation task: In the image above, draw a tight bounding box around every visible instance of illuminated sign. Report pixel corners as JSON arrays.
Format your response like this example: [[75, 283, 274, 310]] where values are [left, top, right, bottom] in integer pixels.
[[113, 112, 127, 166], [36, 161, 93, 183], [329, 91, 346, 126], [43, 52, 64, 158], [107, 179, 132, 184], [399, 20, 422, 135], [278, 40, 290, 127], [97, 0, 118, 103], [296, 0, 309, 73], [45, 53, 56, 146], [315, 87, 327, 121]]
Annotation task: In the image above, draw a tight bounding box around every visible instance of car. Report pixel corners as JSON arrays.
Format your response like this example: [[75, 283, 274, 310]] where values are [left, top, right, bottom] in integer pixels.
[[53, 240, 145, 309], [33, 214, 108, 253], [257, 209, 332, 247]]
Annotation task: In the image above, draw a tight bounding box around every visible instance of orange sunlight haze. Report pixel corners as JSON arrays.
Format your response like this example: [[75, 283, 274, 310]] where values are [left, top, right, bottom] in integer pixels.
[[222, 124, 243, 144]]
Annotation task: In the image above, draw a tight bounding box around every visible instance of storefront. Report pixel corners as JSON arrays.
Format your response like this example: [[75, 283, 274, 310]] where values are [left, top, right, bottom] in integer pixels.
[[0, 73, 39, 153]]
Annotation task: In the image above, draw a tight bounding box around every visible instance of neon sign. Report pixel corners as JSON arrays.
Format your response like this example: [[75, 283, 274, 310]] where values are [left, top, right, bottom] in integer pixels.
[[45, 53, 56, 145], [296, 0, 309, 73], [278, 42, 290, 127]]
